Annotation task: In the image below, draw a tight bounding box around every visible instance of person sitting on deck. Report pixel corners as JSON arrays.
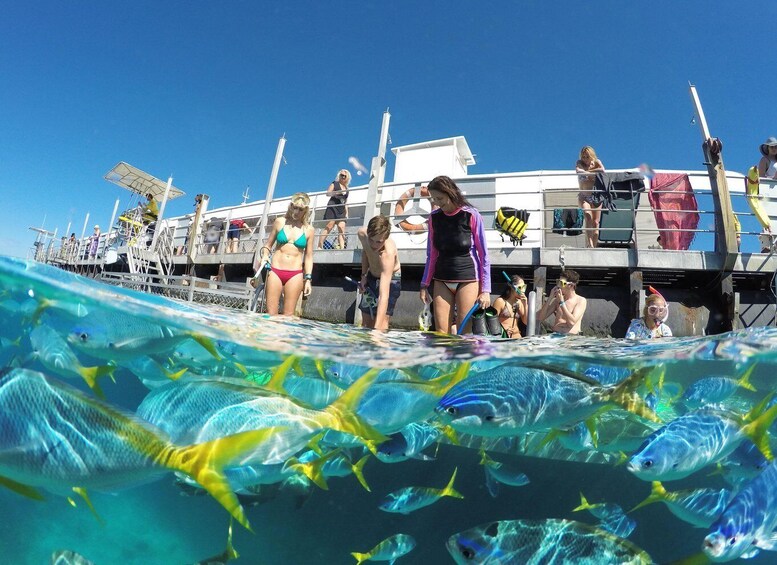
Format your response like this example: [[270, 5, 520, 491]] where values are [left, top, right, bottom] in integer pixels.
[[625, 290, 672, 339], [536, 269, 586, 335], [142, 193, 159, 224], [356, 215, 402, 331]]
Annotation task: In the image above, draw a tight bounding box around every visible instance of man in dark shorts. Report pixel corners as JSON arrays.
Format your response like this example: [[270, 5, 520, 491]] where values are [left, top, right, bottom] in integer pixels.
[[356, 215, 401, 330]]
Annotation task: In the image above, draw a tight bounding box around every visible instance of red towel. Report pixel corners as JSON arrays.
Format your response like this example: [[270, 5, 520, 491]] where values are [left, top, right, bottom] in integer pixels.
[[648, 173, 699, 250]]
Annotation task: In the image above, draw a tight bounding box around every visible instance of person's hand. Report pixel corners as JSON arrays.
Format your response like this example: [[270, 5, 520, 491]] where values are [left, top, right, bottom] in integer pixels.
[[358, 274, 368, 294], [303, 279, 312, 297], [420, 287, 431, 304], [477, 292, 490, 309], [553, 287, 563, 302]]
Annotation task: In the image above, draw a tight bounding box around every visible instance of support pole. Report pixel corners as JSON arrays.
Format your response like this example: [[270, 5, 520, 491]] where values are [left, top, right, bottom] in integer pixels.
[[362, 109, 391, 228], [152, 176, 173, 249], [688, 84, 738, 269], [254, 135, 286, 271]]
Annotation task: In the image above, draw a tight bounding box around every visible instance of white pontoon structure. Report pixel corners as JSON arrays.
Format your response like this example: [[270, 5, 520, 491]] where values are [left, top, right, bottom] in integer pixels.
[[33, 89, 777, 335]]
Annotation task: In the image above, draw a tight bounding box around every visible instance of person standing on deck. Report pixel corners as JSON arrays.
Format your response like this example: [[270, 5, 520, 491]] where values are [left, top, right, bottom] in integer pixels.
[[576, 146, 606, 248], [252, 193, 315, 316], [318, 169, 350, 249], [419, 175, 491, 335], [758, 137, 777, 180], [536, 269, 586, 335], [356, 215, 402, 331]]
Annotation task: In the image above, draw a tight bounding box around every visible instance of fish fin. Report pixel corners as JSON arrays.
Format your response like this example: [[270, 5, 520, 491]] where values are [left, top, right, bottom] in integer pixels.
[[189, 334, 221, 360], [225, 519, 239, 560], [427, 362, 471, 396], [755, 531, 777, 551], [441, 467, 464, 499], [165, 367, 188, 381], [630, 481, 666, 512], [432, 422, 459, 446], [351, 454, 371, 492], [314, 359, 328, 380], [605, 367, 661, 423], [350, 552, 368, 564], [306, 432, 325, 456], [572, 492, 591, 512], [72, 487, 103, 524], [410, 452, 435, 462], [232, 362, 249, 376], [77, 364, 115, 398], [535, 428, 561, 450], [284, 456, 330, 491], [323, 368, 388, 443], [584, 416, 599, 449], [742, 401, 777, 461], [0, 475, 45, 500], [737, 363, 757, 392], [485, 467, 501, 498], [740, 547, 761, 559], [664, 551, 713, 565], [166, 426, 284, 531], [478, 448, 490, 466], [264, 355, 298, 394]]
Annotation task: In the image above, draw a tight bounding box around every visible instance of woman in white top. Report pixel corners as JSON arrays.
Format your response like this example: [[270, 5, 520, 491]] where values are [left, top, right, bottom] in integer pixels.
[[758, 137, 777, 179]]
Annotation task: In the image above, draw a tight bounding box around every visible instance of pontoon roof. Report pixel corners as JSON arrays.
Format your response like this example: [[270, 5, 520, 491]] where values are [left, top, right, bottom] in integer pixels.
[[104, 162, 186, 201]]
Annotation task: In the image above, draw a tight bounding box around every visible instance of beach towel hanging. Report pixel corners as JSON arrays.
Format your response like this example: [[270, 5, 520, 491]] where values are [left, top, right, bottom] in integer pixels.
[[494, 207, 529, 246]]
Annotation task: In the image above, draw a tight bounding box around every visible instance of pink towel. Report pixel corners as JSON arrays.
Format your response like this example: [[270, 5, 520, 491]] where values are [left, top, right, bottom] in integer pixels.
[[648, 173, 699, 250]]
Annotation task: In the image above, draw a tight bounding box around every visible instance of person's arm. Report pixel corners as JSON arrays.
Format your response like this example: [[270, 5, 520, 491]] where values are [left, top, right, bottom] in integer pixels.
[[302, 225, 315, 296], [357, 227, 370, 293], [562, 296, 587, 327], [758, 156, 769, 178], [255, 218, 280, 271], [536, 286, 561, 321], [516, 294, 529, 325], [470, 209, 491, 308], [420, 212, 437, 303]]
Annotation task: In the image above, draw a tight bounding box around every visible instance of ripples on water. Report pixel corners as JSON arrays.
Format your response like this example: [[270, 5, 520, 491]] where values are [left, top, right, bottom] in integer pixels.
[[1, 256, 777, 564]]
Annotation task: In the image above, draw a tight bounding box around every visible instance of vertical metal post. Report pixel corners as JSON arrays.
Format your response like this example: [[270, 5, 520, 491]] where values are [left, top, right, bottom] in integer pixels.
[[526, 291, 537, 336], [254, 136, 286, 271], [362, 109, 391, 227], [80, 213, 90, 259], [152, 176, 173, 249], [688, 84, 737, 267]]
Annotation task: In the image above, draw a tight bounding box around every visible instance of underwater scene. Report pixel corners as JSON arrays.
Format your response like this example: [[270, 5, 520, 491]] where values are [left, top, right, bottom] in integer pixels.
[[2, 256, 777, 564]]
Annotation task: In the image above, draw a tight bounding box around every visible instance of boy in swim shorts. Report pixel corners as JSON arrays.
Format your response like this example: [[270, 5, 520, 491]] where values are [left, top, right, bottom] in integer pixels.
[[357, 215, 402, 331]]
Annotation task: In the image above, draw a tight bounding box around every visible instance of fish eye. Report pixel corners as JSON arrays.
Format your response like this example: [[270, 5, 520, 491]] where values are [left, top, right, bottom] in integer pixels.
[[728, 536, 737, 546], [445, 406, 457, 415], [458, 544, 475, 560], [78, 332, 89, 342], [641, 459, 653, 469], [484, 415, 495, 422]]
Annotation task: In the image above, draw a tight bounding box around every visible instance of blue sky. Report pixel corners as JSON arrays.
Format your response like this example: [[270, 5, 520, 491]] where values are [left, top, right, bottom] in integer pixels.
[[2, 1, 775, 258]]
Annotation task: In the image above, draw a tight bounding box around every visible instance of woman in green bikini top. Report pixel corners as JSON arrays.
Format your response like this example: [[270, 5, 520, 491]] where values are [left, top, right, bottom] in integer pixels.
[[254, 192, 315, 316]]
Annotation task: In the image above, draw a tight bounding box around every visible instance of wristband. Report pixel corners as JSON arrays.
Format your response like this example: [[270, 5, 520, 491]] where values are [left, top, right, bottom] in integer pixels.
[[303, 273, 312, 280], [559, 300, 566, 307]]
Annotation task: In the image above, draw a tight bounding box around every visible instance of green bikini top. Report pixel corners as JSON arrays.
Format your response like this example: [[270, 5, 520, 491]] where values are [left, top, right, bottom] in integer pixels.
[[276, 226, 307, 249]]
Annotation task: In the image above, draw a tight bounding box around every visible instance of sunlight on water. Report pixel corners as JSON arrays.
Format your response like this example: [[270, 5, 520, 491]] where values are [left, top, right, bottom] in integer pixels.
[[1, 256, 777, 564]]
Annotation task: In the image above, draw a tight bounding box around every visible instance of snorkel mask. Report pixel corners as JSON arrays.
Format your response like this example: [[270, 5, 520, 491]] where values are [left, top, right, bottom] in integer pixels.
[[646, 285, 669, 325]]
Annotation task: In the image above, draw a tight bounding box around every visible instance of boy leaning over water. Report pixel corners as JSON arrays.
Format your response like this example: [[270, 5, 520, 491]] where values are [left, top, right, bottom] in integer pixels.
[[357, 215, 402, 331]]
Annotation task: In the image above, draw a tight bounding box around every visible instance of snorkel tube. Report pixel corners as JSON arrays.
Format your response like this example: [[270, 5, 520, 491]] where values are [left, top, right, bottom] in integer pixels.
[[502, 271, 522, 295], [647, 285, 669, 326]]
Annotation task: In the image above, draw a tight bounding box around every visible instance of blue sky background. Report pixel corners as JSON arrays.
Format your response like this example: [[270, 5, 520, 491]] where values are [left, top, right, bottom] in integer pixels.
[[1, 1, 775, 258]]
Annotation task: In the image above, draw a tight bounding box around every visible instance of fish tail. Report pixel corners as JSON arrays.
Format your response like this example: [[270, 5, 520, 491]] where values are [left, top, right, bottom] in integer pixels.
[[71, 487, 103, 524], [430, 362, 471, 396], [742, 402, 777, 461], [0, 475, 45, 500], [606, 367, 661, 423], [323, 368, 388, 443], [584, 416, 599, 449], [165, 367, 188, 381], [163, 426, 283, 531], [285, 457, 330, 491], [78, 364, 116, 397], [350, 552, 368, 564], [737, 363, 757, 392], [572, 492, 592, 512], [225, 519, 239, 560], [351, 454, 371, 492], [264, 354, 299, 393], [442, 467, 464, 499], [630, 481, 667, 512], [189, 333, 221, 360]]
